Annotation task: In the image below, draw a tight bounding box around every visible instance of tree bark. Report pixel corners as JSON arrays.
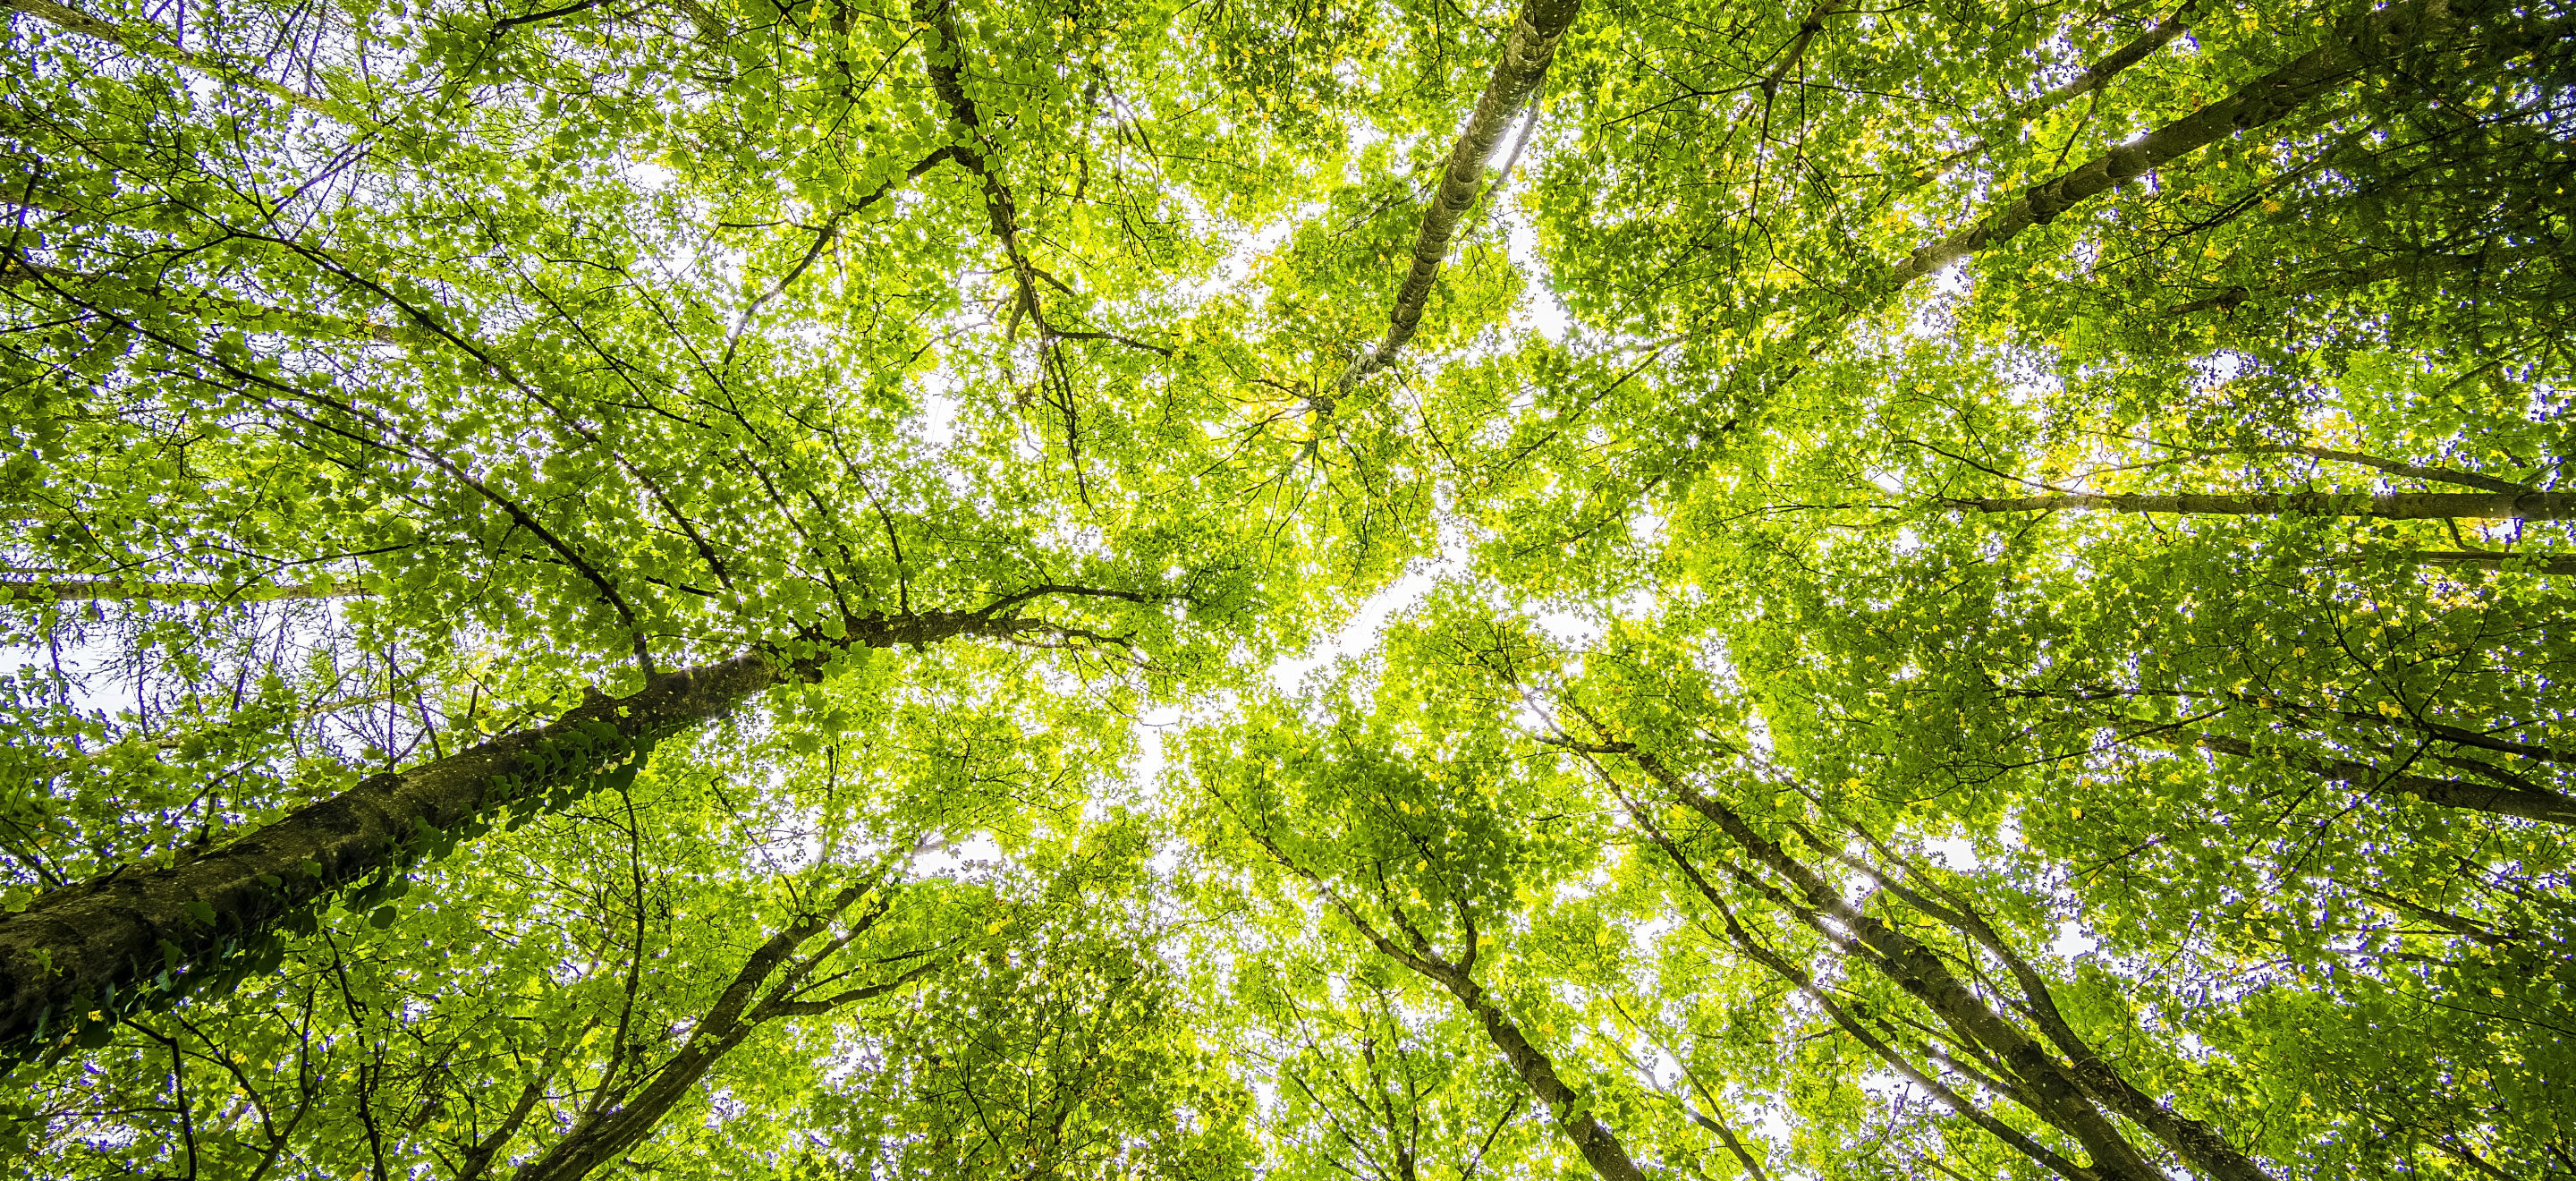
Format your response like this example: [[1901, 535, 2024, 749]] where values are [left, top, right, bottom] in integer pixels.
[[1335, 0, 1583, 397], [1997, 0, 2200, 130], [1603, 743, 2275, 1181], [506, 884, 939, 1181], [2211, 446, 2531, 495], [1449, 978, 1648, 1181], [2331, 551, 2576, 576], [455, 1066, 559, 1181], [1908, 0, 2202, 188], [0, 607, 1033, 1062], [911, 0, 1046, 329], [1946, 489, 2576, 521], [1229, 818, 1650, 1181], [2168, 244, 2556, 314], [2176, 729, 2576, 827], [0, 254, 400, 345], [1880, 0, 2508, 291], [0, 577, 371, 603]]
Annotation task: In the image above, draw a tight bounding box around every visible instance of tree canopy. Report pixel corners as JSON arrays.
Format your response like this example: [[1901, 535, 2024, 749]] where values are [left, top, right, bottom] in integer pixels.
[[3, 0, 2572, 1176]]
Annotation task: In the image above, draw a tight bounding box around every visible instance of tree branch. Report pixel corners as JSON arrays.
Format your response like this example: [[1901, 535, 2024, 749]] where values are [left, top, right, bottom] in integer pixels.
[[1941, 489, 2576, 521], [1878, 0, 2532, 293], [2, 0, 372, 124], [1335, 0, 1582, 399]]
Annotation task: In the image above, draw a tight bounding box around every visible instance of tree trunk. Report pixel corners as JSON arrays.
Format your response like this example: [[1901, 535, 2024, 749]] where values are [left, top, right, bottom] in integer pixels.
[[1608, 744, 2275, 1181], [0, 0, 362, 123], [506, 884, 938, 1181], [0, 255, 398, 345], [2177, 729, 2576, 826], [0, 608, 1021, 1063], [911, 0, 1046, 327], [1445, 977, 1649, 1181], [1947, 490, 2576, 521], [1907, 0, 2202, 189], [1335, 0, 1583, 397], [1881, 0, 2469, 289], [0, 577, 372, 603], [1232, 818, 1651, 1181], [2330, 551, 2576, 576]]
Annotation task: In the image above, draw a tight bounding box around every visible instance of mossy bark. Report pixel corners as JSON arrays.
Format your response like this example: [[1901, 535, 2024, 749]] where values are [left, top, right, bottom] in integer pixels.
[[0, 655, 771, 1061], [1882, 0, 2571, 293], [0, 608, 1020, 1061], [1336, 0, 1583, 396]]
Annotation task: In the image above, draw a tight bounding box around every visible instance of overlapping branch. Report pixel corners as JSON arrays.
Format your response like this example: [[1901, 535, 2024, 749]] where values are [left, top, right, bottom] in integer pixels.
[[1215, 793, 1651, 1181], [508, 879, 947, 1181], [0, 585, 1174, 1062], [1940, 489, 2576, 521], [4, 0, 375, 126], [1875, 0, 2567, 294], [1535, 704, 2275, 1181]]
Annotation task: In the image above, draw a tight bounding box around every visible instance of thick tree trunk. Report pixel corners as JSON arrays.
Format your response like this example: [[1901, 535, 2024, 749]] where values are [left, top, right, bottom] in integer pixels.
[[1881, 0, 2464, 289], [1336, 0, 1582, 397], [0, 609, 1018, 1062], [0, 656, 762, 1062], [1948, 490, 2576, 521]]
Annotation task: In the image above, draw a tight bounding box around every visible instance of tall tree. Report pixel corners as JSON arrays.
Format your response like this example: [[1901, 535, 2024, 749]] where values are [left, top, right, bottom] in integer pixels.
[[6, 0, 2573, 1174]]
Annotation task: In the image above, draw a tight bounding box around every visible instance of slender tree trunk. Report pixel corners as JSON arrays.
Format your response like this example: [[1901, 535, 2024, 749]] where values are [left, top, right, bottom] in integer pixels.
[[1946, 490, 2576, 521], [455, 1066, 559, 1181], [506, 884, 938, 1181], [911, 0, 1046, 328], [1656, 778, 2165, 1181], [2169, 244, 2555, 314], [1336, 0, 1583, 397], [1908, 0, 2202, 189], [0, 578, 372, 603], [31, 693, 396, 779], [0, 608, 1024, 1061], [2174, 729, 2576, 826], [1602, 743, 2275, 1181], [1445, 978, 1648, 1181], [0, 255, 399, 345], [1880, 0, 2470, 289], [0, 0, 364, 123], [1230, 817, 1650, 1181], [2206, 446, 2531, 495], [2318, 551, 2576, 575]]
